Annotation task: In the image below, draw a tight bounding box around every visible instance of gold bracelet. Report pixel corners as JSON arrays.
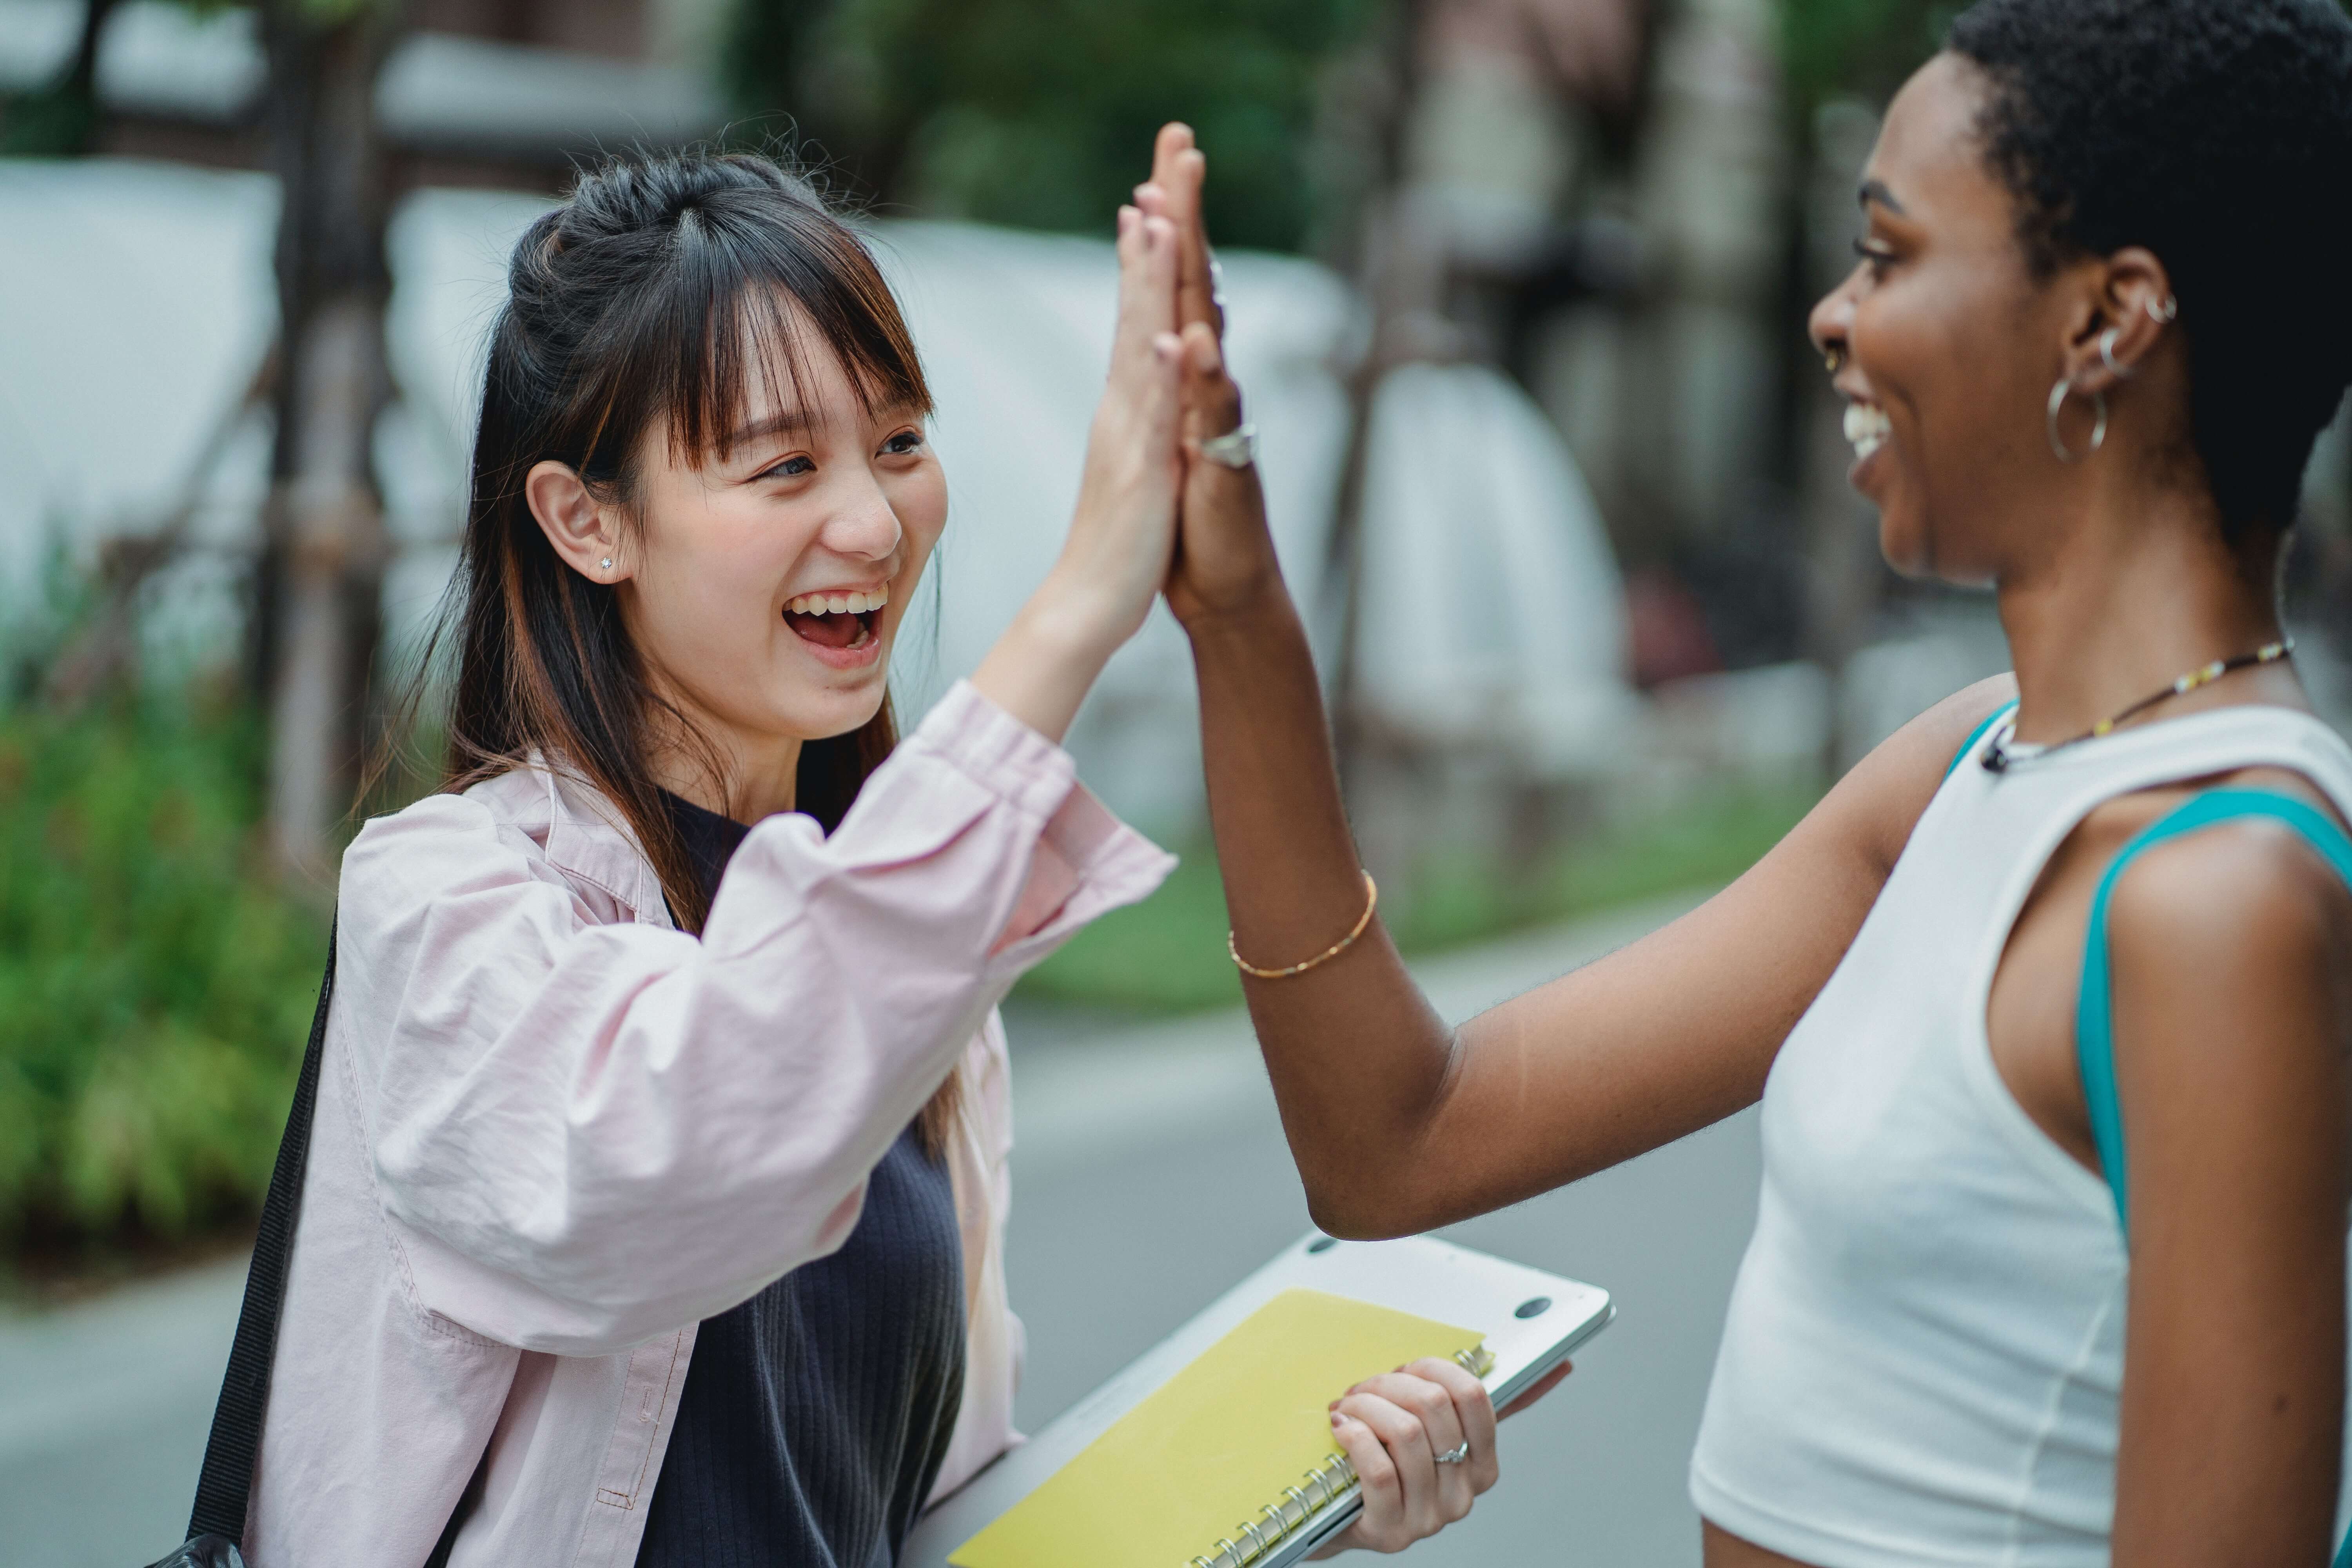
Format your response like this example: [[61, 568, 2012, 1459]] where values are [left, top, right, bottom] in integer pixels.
[[1228, 872, 1379, 980]]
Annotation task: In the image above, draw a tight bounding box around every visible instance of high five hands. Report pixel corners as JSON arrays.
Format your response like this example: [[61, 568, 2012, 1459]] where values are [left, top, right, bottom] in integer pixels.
[[1128, 122, 1575, 1555], [1131, 125, 1288, 632]]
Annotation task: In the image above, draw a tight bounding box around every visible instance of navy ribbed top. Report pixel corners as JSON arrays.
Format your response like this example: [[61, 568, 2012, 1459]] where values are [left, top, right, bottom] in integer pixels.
[[635, 791, 967, 1568]]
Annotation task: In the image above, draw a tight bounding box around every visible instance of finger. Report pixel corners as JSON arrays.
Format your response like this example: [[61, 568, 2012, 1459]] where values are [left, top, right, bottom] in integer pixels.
[[1348, 1372, 1471, 1516], [1112, 208, 1176, 334], [1150, 120, 1193, 198], [1107, 202, 1149, 365], [1140, 124, 1218, 339], [1403, 1357, 1500, 1496], [1498, 1359, 1573, 1421], [1335, 1390, 1443, 1540], [1179, 321, 1243, 435], [1329, 1411, 1406, 1552], [1168, 148, 1218, 338]]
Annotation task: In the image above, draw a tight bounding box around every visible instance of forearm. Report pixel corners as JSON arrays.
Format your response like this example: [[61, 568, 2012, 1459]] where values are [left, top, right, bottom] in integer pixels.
[[970, 570, 1125, 745], [1188, 589, 1460, 1235]]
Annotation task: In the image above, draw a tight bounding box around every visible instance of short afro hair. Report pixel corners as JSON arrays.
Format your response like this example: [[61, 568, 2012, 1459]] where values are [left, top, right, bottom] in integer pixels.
[[1946, 0, 2352, 538]]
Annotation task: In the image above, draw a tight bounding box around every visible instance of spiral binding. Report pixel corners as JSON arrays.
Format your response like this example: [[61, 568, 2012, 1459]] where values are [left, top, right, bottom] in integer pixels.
[[1183, 1345, 1496, 1568], [1187, 1452, 1357, 1568]]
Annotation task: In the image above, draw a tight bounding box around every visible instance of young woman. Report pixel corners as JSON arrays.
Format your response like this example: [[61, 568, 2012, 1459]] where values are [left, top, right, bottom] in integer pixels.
[[1151, 1, 2352, 1562], [239, 154, 1490, 1566]]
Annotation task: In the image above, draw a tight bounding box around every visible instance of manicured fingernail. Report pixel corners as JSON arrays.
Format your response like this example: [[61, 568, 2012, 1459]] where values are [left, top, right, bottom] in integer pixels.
[[1331, 1412, 1345, 1429]]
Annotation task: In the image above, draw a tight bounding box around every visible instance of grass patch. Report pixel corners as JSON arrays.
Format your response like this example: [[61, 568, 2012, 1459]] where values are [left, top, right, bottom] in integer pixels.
[[1014, 782, 1819, 1014], [0, 689, 329, 1281]]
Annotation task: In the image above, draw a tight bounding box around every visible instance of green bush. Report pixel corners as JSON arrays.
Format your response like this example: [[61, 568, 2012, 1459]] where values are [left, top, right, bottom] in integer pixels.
[[0, 693, 327, 1248]]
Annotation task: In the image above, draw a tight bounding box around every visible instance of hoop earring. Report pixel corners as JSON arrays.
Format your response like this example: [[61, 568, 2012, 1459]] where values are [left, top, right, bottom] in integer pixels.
[[2097, 327, 2135, 381], [2047, 377, 2108, 463]]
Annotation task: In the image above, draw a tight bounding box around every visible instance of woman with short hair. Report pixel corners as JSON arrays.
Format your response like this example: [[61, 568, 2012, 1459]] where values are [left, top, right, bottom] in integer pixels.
[[1153, 1, 2352, 1560]]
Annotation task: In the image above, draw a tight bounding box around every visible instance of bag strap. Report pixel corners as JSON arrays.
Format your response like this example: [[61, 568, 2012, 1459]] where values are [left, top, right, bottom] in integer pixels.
[[2075, 791, 2352, 1567], [183, 920, 337, 1546]]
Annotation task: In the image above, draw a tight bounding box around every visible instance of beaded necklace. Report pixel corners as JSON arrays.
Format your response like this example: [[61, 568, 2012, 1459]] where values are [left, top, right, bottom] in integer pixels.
[[1982, 640, 2296, 773]]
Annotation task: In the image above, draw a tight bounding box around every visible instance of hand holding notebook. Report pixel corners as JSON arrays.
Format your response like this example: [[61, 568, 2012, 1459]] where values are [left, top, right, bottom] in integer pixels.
[[905, 1232, 1613, 1568]]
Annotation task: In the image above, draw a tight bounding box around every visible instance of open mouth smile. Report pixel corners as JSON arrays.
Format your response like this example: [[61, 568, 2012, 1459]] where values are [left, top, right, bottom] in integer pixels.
[[784, 584, 888, 663], [1844, 401, 1892, 463]]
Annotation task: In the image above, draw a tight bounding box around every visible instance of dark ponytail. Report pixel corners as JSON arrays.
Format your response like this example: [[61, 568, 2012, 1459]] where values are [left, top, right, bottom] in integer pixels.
[[436, 150, 959, 1151]]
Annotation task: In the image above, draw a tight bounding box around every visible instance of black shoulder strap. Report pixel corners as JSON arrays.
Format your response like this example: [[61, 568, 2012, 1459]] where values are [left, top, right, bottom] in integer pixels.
[[183, 919, 337, 1546]]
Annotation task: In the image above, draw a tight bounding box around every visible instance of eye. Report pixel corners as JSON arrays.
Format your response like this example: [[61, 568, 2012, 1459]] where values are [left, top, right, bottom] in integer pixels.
[[757, 454, 816, 481], [1851, 237, 1898, 277], [880, 428, 926, 458]]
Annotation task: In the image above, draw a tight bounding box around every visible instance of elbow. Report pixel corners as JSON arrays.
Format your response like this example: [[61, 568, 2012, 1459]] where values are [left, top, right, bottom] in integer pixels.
[[1301, 1172, 1436, 1242]]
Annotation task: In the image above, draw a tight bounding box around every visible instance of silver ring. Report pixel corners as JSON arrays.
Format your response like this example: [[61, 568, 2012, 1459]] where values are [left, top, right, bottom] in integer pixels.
[[1200, 421, 1257, 470], [2098, 327, 2133, 380], [1434, 1441, 1471, 1465]]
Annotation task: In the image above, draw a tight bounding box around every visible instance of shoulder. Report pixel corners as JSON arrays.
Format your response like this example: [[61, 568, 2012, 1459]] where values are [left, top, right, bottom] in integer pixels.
[[2105, 808, 2352, 977], [339, 769, 572, 925], [1814, 673, 2019, 876]]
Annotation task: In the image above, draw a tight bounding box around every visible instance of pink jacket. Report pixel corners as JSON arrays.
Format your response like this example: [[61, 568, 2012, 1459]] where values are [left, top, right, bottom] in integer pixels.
[[243, 682, 1173, 1567]]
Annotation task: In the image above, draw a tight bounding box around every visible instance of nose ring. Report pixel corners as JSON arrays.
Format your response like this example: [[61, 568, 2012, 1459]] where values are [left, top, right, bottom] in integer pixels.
[[1823, 344, 1847, 376]]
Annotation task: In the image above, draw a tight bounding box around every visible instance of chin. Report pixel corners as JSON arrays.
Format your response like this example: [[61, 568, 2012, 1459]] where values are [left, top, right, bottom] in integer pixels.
[[800, 677, 892, 742]]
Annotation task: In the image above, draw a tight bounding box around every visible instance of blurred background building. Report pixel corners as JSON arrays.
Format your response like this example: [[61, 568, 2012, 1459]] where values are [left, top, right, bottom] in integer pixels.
[[3, 1, 2348, 1561]]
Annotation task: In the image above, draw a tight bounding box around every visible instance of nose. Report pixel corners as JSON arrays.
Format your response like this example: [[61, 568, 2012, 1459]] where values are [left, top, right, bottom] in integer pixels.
[[819, 469, 904, 564], [1809, 267, 1861, 368]]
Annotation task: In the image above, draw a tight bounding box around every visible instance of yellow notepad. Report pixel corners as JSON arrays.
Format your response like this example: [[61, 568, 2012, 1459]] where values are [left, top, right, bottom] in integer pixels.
[[949, 1288, 1484, 1568]]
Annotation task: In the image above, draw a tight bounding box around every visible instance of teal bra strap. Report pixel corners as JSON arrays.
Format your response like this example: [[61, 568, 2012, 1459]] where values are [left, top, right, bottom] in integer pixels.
[[2077, 788, 2352, 1229], [2075, 789, 2352, 1568], [1949, 701, 2020, 778]]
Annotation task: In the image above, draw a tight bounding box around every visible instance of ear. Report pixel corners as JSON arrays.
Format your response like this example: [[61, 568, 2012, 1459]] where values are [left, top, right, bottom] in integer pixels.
[[525, 461, 630, 583], [2065, 246, 2179, 395]]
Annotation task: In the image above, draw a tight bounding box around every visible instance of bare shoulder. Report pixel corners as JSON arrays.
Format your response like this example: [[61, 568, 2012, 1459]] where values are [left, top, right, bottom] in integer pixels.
[[2106, 808, 2352, 971], [1812, 673, 2019, 875]]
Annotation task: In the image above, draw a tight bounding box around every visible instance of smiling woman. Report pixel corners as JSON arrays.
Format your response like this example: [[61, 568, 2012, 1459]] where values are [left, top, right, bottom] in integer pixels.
[[219, 143, 1483, 1568], [1156, 2, 2352, 1565]]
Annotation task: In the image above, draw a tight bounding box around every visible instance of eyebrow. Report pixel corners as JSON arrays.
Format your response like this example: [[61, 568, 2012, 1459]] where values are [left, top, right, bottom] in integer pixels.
[[725, 410, 820, 450], [1858, 178, 1907, 216]]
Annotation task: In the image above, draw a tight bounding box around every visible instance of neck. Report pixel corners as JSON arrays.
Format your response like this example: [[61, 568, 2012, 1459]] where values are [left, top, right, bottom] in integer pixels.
[[1994, 466, 2296, 745], [644, 701, 801, 824]]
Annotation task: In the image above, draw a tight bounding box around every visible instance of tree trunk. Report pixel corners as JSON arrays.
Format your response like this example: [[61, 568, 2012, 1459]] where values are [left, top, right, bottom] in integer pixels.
[[253, 2, 398, 886]]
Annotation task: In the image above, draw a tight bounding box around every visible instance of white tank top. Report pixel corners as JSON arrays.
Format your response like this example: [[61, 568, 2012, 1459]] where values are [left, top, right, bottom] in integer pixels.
[[1689, 701, 2352, 1568]]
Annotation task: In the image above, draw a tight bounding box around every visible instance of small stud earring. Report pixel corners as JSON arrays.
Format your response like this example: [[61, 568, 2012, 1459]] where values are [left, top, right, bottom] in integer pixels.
[[599, 557, 613, 572]]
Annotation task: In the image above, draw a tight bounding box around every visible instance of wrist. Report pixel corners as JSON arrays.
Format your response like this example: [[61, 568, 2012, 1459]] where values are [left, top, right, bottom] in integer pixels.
[[1181, 573, 1301, 650], [1025, 566, 1139, 668]]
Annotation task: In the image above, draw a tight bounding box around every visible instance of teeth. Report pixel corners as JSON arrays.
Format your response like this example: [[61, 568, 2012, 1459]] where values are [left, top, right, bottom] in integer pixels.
[[786, 586, 890, 616], [1843, 403, 1891, 459]]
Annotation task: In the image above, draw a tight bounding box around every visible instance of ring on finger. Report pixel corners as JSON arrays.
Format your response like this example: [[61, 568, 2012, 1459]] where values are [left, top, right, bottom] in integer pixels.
[[1433, 1441, 1470, 1466], [1199, 422, 1257, 470]]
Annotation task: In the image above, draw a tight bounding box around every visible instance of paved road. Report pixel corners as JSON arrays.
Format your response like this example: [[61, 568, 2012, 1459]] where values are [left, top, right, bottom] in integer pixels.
[[0, 890, 1760, 1567]]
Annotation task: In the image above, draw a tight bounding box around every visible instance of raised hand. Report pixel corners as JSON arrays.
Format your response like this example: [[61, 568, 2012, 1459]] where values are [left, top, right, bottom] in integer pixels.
[[1132, 126, 1288, 630], [968, 198, 1185, 740]]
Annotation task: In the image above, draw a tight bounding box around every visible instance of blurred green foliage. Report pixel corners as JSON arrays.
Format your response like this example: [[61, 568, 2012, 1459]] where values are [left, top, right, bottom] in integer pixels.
[[725, 0, 1375, 251], [1778, 0, 1958, 115], [0, 692, 327, 1254], [1016, 782, 1817, 1014]]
